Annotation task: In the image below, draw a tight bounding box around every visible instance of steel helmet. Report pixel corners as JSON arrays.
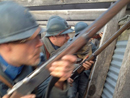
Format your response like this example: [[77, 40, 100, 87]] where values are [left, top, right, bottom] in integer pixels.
[[74, 22, 88, 36], [0, 1, 45, 44], [45, 16, 73, 37]]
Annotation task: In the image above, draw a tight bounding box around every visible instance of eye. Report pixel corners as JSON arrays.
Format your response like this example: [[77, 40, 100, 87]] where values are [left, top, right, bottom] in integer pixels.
[[38, 34, 41, 39]]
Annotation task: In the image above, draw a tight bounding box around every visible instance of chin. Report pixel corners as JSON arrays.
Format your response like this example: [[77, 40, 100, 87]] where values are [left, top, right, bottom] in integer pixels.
[[30, 58, 41, 66]]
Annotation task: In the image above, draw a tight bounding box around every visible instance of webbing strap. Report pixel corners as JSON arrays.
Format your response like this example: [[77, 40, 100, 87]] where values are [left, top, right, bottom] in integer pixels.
[[45, 77, 59, 98], [0, 74, 13, 88], [0, 64, 13, 88], [43, 42, 50, 60]]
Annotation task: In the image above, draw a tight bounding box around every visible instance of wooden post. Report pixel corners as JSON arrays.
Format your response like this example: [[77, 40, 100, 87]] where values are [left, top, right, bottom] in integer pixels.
[[113, 27, 130, 98], [85, 6, 126, 98]]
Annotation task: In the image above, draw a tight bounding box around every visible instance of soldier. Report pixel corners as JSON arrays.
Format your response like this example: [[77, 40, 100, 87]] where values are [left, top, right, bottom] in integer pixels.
[[41, 16, 94, 65], [0, 1, 77, 98], [68, 22, 96, 98], [41, 16, 74, 60], [41, 17, 94, 98]]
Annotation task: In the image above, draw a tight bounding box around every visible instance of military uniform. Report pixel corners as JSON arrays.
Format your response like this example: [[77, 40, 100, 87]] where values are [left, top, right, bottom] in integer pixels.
[[41, 37, 58, 61], [0, 58, 69, 98], [68, 22, 96, 98]]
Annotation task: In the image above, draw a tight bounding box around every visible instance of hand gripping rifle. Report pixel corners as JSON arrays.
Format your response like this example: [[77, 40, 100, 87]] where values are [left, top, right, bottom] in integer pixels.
[[7, 0, 130, 98]]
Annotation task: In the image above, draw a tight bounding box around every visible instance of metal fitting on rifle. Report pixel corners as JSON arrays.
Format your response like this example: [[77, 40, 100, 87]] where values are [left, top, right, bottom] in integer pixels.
[[23, 68, 41, 83]]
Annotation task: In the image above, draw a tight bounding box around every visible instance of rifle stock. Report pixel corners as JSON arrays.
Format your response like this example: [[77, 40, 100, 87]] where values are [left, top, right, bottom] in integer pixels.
[[7, 0, 130, 97]]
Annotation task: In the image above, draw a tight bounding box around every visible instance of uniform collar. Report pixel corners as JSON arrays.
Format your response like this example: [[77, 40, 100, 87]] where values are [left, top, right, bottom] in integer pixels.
[[0, 55, 23, 80]]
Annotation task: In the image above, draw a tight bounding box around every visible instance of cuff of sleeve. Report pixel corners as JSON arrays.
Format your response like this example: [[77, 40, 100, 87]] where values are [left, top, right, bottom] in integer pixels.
[[50, 81, 69, 97]]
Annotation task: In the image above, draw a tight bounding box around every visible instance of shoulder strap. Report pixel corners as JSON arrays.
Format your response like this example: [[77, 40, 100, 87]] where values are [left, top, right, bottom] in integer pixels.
[[0, 66, 13, 88], [43, 42, 50, 60], [0, 74, 13, 88]]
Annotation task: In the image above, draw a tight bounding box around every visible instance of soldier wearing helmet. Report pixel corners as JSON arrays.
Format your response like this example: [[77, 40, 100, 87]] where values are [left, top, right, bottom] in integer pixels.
[[41, 17, 94, 98], [74, 22, 88, 37], [0, 1, 77, 98], [41, 16, 74, 60], [68, 22, 96, 98]]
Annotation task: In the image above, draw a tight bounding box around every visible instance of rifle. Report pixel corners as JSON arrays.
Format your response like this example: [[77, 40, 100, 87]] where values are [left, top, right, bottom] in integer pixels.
[[70, 19, 130, 98], [7, 0, 130, 98], [71, 19, 130, 81]]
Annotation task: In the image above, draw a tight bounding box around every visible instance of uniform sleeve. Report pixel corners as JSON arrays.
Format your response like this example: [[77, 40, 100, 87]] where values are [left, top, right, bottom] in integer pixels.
[[49, 81, 69, 98], [35, 77, 50, 98], [35, 77, 69, 98]]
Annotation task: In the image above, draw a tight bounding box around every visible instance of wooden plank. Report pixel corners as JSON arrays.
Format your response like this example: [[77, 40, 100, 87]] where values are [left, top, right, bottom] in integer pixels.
[[37, 20, 93, 26], [113, 36, 130, 98], [27, 2, 111, 10], [30, 9, 107, 21], [4, 0, 116, 6], [85, 6, 126, 98]]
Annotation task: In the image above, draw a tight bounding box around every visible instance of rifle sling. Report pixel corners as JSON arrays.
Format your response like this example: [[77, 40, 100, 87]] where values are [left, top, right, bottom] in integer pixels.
[[0, 74, 13, 88], [0, 65, 13, 88], [45, 77, 59, 98], [43, 42, 50, 60]]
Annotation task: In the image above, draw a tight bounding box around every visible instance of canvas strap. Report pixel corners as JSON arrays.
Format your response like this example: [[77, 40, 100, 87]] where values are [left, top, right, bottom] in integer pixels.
[[0, 74, 13, 88], [43, 42, 50, 60]]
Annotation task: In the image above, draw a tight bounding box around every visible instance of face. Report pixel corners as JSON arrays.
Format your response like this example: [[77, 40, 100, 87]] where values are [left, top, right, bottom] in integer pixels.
[[54, 34, 70, 47], [8, 35, 43, 66]]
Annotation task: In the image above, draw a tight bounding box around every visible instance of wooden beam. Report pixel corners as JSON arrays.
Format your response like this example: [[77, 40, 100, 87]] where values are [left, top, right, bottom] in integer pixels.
[[30, 9, 107, 21], [1, 0, 116, 6], [37, 20, 93, 26], [27, 2, 111, 10], [113, 36, 130, 98], [85, 6, 126, 98]]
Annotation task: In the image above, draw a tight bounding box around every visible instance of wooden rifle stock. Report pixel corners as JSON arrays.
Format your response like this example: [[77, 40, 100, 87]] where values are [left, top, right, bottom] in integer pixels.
[[7, 0, 130, 98], [71, 19, 130, 80]]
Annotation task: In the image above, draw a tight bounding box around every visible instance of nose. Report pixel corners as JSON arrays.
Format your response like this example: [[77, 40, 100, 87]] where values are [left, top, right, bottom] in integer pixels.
[[66, 34, 70, 39]]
